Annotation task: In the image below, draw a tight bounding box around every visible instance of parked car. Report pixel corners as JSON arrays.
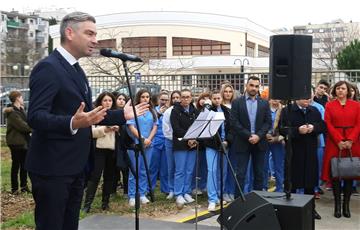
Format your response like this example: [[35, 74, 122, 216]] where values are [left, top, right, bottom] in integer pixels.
[[114, 83, 161, 98]]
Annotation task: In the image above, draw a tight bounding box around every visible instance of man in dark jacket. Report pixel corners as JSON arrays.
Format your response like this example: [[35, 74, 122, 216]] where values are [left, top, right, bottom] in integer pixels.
[[230, 76, 272, 196], [170, 89, 199, 209], [279, 99, 326, 219]]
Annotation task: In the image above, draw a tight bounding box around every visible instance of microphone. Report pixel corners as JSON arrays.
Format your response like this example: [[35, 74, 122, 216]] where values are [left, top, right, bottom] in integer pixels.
[[203, 99, 212, 110], [99, 48, 143, 62]]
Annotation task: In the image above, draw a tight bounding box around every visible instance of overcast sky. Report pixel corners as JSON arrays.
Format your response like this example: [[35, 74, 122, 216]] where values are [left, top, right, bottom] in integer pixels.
[[2, 0, 359, 29]]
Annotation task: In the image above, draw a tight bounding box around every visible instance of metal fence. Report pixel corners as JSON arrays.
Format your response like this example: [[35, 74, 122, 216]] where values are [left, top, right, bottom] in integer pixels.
[[1, 70, 360, 125], [2, 70, 359, 95]]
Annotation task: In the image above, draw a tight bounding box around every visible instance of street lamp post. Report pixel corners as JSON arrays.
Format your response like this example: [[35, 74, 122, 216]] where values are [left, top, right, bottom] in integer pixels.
[[234, 58, 250, 93]]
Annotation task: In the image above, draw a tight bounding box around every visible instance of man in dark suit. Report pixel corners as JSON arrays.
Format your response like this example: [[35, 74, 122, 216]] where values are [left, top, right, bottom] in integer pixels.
[[230, 76, 272, 197], [26, 12, 148, 230]]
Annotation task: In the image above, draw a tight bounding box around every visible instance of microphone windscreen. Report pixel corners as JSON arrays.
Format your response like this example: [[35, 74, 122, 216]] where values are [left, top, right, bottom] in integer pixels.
[[99, 48, 112, 57]]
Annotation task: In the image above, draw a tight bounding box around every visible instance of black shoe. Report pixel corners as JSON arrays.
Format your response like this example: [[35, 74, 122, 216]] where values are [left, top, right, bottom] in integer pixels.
[[313, 210, 321, 220], [20, 186, 31, 193], [82, 205, 91, 213], [101, 203, 110, 211]]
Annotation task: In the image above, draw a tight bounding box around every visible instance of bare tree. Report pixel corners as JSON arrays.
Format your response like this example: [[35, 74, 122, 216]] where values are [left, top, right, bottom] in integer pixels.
[[313, 22, 360, 70], [82, 28, 194, 89]]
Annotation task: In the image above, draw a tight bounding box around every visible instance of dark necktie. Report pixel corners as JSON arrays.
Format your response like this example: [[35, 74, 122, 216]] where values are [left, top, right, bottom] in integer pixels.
[[302, 108, 307, 115], [73, 62, 89, 95]]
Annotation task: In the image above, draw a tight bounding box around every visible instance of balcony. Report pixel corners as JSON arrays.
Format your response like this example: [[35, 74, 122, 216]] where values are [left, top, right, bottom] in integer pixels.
[[36, 24, 47, 32], [7, 20, 29, 29], [35, 35, 45, 43]]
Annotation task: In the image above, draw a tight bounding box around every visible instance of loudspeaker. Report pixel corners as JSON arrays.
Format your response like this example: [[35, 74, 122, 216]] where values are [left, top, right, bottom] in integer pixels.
[[254, 191, 314, 230], [269, 34, 312, 100], [217, 192, 281, 230]]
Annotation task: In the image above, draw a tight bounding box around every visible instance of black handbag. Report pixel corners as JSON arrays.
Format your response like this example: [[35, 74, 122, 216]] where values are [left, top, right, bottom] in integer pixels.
[[331, 149, 360, 179]]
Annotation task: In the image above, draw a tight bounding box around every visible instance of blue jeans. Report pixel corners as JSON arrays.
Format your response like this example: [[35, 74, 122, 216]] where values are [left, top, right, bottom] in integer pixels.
[[264, 143, 285, 192], [150, 140, 169, 193], [174, 149, 196, 196], [315, 147, 324, 192], [127, 147, 153, 198], [233, 146, 265, 198], [165, 139, 175, 193], [206, 147, 228, 203]]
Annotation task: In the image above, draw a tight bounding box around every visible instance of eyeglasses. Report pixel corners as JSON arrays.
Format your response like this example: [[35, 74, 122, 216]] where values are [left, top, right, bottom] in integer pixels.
[[160, 99, 169, 101], [181, 96, 191, 99]]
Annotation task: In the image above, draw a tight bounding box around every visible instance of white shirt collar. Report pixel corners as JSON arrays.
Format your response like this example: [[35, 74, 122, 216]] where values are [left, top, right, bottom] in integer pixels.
[[56, 46, 78, 66]]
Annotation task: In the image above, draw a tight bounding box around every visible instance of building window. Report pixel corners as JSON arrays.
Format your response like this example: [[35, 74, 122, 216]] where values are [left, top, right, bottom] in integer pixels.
[[97, 39, 117, 49], [29, 32, 33, 37], [172, 37, 230, 56], [182, 75, 192, 86], [258, 45, 269, 57], [246, 41, 255, 57], [122, 37, 166, 61]]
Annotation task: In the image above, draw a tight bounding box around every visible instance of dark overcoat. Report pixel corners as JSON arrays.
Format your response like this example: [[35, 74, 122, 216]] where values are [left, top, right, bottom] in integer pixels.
[[280, 104, 326, 189]]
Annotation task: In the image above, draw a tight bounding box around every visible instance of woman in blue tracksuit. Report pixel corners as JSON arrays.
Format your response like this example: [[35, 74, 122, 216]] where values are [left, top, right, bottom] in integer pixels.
[[162, 90, 181, 200], [127, 89, 158, 207], [170, 89, 199, 209], [203, 90, 232, 211], [150, 91, 170, 193]]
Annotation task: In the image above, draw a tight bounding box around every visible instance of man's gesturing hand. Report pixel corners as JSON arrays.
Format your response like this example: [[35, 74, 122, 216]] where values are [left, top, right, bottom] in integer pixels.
[[72, 102, 108, 129], [123, 100, 149, 120]]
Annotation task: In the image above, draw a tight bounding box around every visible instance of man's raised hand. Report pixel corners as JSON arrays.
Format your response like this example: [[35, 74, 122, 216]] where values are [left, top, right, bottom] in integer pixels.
[[72, 102, 108, 129], [123, 100, 149, 120]]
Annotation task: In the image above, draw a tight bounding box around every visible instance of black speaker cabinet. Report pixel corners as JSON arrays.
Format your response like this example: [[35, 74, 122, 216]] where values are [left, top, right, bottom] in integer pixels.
[[254, 191, 314, 230], [217, 192, 281, 230], [269, 34, 312, 100]]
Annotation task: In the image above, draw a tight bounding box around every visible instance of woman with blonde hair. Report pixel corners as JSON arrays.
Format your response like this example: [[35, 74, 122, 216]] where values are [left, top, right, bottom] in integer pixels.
[[220, 83, 235, 109]]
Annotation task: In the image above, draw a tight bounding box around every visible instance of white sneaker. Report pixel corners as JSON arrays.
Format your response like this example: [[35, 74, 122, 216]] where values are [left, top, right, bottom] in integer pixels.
[[176, 195, 186, 209], [192, 189, 203, 195], [216, 199, 227, 205], [166, 192, 174, 200], [129, 198, 135, 207], [229, 194, 235, 201], [208, 202, 216, 212], [140, 196, 150, 204], [223, 194, 232, 203], [184, 194, 195, 204]]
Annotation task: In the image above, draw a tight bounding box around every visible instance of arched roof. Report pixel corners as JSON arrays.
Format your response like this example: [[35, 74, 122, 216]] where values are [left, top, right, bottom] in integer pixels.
[[50, 11, 274, 40]]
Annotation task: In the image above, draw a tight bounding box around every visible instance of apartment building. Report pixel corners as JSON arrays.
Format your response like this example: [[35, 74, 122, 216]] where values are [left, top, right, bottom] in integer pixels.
[[0, 10, 49, 77]]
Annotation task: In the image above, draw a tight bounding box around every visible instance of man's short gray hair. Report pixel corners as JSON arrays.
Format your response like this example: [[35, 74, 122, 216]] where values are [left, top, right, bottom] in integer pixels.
[[60, 12, 96, 44]]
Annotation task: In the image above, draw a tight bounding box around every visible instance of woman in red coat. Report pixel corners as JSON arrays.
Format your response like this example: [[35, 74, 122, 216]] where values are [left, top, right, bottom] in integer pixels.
[[322, 81, 360, 218]]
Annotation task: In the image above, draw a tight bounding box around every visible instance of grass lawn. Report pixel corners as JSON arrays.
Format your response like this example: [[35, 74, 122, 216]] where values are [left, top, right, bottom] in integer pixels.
[[1, 137, 209, 229]]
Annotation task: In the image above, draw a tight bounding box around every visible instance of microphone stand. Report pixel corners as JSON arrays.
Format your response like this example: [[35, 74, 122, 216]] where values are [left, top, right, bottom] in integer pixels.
[[283, 100, 293, 200], [122, 61, 154, 230]]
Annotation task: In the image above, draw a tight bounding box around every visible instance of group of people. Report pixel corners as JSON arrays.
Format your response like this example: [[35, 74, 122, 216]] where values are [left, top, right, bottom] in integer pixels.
[[3, 11, 359, 230]]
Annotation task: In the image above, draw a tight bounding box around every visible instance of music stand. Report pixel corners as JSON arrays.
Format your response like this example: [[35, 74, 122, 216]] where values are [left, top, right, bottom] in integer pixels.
[[182, 109, 243, 230]]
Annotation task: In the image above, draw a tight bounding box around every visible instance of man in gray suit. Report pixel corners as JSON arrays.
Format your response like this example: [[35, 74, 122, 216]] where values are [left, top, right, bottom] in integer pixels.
[[230, 76, 272, 197]]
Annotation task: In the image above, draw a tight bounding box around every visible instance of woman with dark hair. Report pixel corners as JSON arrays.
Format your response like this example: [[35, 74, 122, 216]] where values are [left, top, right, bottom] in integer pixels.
[[349, 83, 360, 101], [127, 89, 158, 207], [4, 90, 32, 194], [193, 92, 211, 194], [203, 90, 232, 211], [83, 92, 118, 212], [162, 90, 181, 199], [322, 81, 360, 218], [111, 93, 130, 196], [170, 89, 199, 209]]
